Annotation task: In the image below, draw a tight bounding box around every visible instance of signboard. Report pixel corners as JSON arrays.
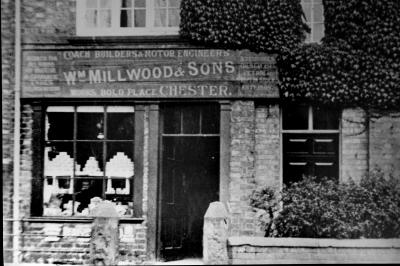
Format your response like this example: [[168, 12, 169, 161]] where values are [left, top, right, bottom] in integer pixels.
[[21, 48, 279, 98]]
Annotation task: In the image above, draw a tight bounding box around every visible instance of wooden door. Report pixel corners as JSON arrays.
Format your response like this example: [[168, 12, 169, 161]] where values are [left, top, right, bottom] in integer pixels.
[[159, 104, 219, 260]]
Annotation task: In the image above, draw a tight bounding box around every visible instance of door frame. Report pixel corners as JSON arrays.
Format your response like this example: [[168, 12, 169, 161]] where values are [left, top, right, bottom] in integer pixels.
[[154, 101, 231, 261]]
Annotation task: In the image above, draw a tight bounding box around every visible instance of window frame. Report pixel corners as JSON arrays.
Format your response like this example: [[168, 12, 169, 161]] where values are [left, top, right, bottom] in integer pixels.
[[281, 105, 341, 185], [31, 103, 145, 218], [76, 0, 181, 36], [301, 0, 325, 43]]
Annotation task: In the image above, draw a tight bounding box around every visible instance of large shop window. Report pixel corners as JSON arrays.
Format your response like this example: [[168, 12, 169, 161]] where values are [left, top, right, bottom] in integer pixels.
[[76, 0, 181, 36], [301, 0, 324, 43], [42, 106, 135, 217], [282, 105, 339, 185]]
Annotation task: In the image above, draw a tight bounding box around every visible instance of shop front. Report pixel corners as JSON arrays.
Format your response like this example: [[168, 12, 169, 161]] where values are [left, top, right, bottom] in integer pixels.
[[20, 46, 279, 263]]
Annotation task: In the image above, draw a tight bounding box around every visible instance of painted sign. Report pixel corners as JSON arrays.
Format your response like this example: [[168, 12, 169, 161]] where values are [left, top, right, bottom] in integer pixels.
[[21, 49, 279, 98]]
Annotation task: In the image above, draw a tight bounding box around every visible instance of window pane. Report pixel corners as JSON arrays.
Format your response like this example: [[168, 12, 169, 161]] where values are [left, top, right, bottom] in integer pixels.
[[282, 106, 309, 130], [106, 143, 134, 172], [163, 107, 181, 134], [155, 9, 167, 27], [135, 0, 146, 8], [285, 137, 310, 154], [155, 0, 167, 7], [107, 113, 135, 140], [75, 142, 104, 175], [314, 162, 337, 179], [169, 0, 180, 8], [168, 8, 180, 27], [121, 0, 132, 8], [134, 9, 146, 27], [99, 10, 112, 27], [120, 9, 132, 27], [313, 23, 324, 43], [85, 10, 97, 27], [43, 143, 74, 216], [302, 4, 312, 22], [86, 0, 97, 8], [313, 137, 337, 154], [201, 105, 219, 134], [182, 106, 200, 134], [100, 0, 111, 8], [74, 178, 103, 215], [77, 113, 104, 140], [314, 3, 324, 22], [313, 106, 339, 129], [47, 113, 74, 140], [284, 161, 309, 184]]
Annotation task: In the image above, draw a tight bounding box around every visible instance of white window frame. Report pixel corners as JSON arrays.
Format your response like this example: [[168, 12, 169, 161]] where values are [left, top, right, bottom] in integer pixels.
[[76, 0, 180, 36], [301, 0, 325, 43]]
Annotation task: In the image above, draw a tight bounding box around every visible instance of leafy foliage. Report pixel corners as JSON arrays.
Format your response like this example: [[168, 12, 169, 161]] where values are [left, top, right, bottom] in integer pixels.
[[250, 171, 400, 238], [179, 0, 400, 110], [278, 0, 400, 110], [180, 0, 308, 53], [277, 43, 400, 109]]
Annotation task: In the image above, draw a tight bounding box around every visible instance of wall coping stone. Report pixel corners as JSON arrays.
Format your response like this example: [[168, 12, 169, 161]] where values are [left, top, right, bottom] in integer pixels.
[[228, 237, 400, 248]]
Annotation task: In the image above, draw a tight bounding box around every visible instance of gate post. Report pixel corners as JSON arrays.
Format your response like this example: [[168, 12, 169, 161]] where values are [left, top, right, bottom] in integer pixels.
[[203, 201, 229, 264], [90, 202, 120, 266]]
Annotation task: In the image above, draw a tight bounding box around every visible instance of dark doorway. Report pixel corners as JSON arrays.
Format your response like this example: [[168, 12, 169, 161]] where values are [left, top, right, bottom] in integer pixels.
[[159, 104, 220, 261]]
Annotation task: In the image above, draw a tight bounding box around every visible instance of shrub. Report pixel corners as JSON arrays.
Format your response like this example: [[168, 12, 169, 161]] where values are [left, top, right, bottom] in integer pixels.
[[250, 171, 400, 238]]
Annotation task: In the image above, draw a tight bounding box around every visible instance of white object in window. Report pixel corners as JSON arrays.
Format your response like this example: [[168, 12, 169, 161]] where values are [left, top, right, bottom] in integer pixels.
[[301, 0, 324, 43], [76, 0, 181, 36]]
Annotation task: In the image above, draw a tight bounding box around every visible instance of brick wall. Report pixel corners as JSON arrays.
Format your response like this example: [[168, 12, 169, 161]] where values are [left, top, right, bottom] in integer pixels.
[[369, 111, 400, 178], [228, 101, 257, 237], [21, 0, 75, 44], [254, 104, 280, 189], [119, 223, 148, 265], [341, 108, 369, 182], [228, 237, 400, 264], [228, 102, 281, 237], [21, 222, 91, 264], [2, 0, 15, 261]]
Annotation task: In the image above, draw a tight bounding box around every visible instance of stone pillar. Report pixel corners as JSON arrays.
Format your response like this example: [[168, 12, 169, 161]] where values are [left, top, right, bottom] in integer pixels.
[[203, 202, 229, 265], [90, 202, 120, 266]]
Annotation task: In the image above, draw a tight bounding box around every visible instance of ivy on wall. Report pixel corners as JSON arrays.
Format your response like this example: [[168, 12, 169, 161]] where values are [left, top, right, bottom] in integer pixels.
[[180, 0, 400, 110], [278, 43, 400, 109], [278, 0, 400, 110], [180, 0, 308, 53]]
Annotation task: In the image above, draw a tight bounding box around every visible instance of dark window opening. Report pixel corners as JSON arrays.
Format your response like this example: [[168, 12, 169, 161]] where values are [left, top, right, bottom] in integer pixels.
[[282, 105, 339, 185]]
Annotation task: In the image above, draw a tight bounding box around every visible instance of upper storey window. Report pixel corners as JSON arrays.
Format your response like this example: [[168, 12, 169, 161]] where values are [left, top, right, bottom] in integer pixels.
[[76, 0, 181, 36], [301, 0, 324, 43]]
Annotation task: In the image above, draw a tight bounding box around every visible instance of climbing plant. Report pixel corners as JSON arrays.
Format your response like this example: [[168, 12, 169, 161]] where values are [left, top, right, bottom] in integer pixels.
[[179, 0, 400, 110], [180, 0, 308, 53], [278, 0, 400, 110]]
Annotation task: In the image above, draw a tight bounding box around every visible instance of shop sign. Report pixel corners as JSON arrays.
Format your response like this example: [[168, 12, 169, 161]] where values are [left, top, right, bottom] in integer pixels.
[[22, 49, 279, 98]]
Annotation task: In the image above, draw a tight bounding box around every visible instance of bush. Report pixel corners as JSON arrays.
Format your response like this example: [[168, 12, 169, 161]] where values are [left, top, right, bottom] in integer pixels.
[[250, 171, 400, 238]]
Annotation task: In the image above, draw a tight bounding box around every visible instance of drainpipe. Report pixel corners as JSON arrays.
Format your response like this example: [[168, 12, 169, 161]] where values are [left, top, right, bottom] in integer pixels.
[[13, 0, 21, 264]]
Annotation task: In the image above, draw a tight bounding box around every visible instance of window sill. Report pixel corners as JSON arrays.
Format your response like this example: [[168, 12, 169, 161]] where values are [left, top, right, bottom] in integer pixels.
[[67, 35, 189, 45], [23, 216, 145, 224]]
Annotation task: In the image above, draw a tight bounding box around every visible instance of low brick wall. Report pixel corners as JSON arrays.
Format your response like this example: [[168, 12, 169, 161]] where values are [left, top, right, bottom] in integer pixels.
[[228, 237, 400, 264]]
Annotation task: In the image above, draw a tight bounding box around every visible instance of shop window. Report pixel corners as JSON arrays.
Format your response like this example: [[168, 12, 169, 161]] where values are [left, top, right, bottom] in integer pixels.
[[301, 0, 324, 43], [43, 106, 135, 217], [282, 106, 339, 185], [76, 0, 181, 36]]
